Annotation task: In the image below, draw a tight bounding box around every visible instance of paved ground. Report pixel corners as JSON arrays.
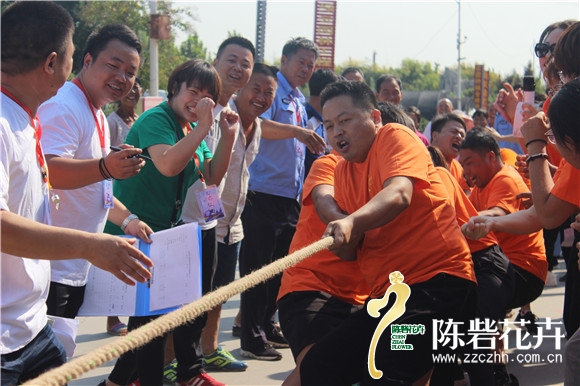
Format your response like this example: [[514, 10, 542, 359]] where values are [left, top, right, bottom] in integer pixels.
[[63, 263, 569, 386]]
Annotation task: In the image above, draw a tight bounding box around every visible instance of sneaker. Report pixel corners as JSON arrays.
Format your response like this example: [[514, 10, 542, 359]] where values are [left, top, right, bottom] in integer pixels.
[[545, 271, 557, 287], [163, 359, 177, 384], [240, 344, 282, 361], [232, 324, 241, 337], [559, 272, 568, 282], [265, 325, 289, 348], [175, 372, 225, 386], [204, 346, 248, 372], [521, 311, 539, 335]]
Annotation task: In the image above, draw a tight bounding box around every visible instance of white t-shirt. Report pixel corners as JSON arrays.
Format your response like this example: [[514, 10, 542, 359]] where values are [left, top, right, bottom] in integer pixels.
[[0, 94, 51, 354], [39, 81, 111, 286], [107, 110, 132, 146]]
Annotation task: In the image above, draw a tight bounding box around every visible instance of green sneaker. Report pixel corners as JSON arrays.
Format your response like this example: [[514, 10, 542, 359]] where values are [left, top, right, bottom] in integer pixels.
[[203, 346, 248, 372], [163, 359, 177, 384]]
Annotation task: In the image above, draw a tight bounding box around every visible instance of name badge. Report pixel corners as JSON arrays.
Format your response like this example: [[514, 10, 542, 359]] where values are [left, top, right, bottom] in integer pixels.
[[103, 179, 114, 209], [196, 184, 225, 223], [282, 97, 291, 105]]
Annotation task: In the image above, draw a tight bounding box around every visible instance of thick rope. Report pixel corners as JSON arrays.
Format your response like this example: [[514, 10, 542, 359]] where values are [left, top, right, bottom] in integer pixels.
[[23, 236, 334, 386]]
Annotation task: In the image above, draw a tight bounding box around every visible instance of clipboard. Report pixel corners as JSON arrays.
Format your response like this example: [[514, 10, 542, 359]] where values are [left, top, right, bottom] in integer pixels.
[[78, 222, 202, 316]]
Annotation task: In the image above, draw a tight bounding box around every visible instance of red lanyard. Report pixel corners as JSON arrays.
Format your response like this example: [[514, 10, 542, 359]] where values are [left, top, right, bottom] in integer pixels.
[[289, 93, 301, 125], [1, 86, 49, 184], [72, 78, 106, 152], [193, 153, 205, 183]]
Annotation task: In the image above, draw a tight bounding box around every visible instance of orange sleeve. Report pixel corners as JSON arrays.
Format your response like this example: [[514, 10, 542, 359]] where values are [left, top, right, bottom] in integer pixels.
[[484, 170, 527, 214], [449, 159, 472, 192], [551, 160, 580, 207], [302, 153, 339, 205]]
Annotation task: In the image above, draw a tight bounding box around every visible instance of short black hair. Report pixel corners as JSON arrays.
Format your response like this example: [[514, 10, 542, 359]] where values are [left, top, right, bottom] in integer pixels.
[[375, 74, 402, 92], [472, 109, 488, 119], [216, 36, 256, 60], [282, 37, 319, 60], [548, 79, 580, 152], [405, 105, 421, 118], [167, 59, 221, 102], [1, 1, 74, 75], [459, 127, 500, 157], [341, 66, 364, 78], [82, 24, 142, 64], [321, 80, 378, 112], [378, 102, 414, 128], [309, 68, 339, 96], [251, 62, 278, 80], [431, 113, 466, 134]]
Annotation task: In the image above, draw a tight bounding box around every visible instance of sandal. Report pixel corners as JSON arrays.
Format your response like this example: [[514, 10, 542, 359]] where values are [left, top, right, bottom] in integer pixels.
[[107, 322, 128, 336]]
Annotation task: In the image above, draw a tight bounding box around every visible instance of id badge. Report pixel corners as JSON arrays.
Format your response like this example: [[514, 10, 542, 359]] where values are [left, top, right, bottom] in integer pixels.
[[103, 179, 114, 209], [195, 184, 225, 222]]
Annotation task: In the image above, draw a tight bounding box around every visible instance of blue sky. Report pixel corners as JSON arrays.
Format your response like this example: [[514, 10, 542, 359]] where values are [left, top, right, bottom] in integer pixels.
[[174, 0, 579, 77]]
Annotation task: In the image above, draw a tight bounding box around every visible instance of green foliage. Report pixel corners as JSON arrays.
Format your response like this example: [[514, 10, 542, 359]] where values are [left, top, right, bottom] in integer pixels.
[[50, 0, 195, 93], [180, 33, 208, 61]]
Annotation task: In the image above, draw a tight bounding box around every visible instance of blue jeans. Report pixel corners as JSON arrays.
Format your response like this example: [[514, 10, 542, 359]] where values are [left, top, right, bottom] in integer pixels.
[[1, 324, 66, 385]]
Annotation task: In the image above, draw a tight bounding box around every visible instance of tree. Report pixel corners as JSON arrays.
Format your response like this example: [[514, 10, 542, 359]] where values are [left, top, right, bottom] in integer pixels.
[[180, 33, 208, 61], [51, 0, 196, 92]]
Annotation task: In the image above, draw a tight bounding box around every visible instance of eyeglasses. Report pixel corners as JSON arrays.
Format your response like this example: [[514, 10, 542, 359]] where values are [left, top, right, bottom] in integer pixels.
[[534, 42, 556, 58], [544, 129, 556, 145]]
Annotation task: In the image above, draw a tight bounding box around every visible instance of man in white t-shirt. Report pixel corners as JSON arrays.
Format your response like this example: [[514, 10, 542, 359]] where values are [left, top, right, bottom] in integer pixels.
[[39, 24, 153, 319], [0, 3, 152, 384]]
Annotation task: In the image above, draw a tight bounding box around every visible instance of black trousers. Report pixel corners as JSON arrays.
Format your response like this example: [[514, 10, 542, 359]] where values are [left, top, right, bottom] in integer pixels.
[[46, 282, 86, 319], [239, 191, 300, 351], [564, 230, 580, 338]]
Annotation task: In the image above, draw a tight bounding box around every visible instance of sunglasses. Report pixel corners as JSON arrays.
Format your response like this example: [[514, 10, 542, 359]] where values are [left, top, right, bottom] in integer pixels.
[[535, 42, 556, 58]]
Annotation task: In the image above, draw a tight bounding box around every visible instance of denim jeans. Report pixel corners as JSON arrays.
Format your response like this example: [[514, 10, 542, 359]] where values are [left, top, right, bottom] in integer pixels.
[[1, 324, 66, 385]]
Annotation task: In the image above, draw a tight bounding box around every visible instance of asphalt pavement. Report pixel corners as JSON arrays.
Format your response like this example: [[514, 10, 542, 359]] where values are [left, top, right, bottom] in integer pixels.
[[63, 262, 569, 386]]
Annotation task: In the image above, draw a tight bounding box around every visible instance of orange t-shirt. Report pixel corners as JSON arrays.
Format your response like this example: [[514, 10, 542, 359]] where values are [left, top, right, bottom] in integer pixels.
[[500, 148, 518, 168], [334, 123, 475, 299], [449, 158, 471, 192], [435, 166, 499, 253], [551, 159, 580, 207], [500, 148, 531, 189], [468, 164, 547, 281], [277, 153, 369, 305]]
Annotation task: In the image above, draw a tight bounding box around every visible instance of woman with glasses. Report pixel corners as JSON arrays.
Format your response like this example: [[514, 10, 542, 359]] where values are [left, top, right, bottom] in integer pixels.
[[465, 14, 580, 367]]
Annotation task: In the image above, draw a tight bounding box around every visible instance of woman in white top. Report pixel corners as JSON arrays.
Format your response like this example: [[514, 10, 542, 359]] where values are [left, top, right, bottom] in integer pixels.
[[108, 78, 142, 147]]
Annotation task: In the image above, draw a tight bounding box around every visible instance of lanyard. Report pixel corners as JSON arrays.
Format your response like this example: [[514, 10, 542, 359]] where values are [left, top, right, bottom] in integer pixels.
[[289, 92, 301, 125], [72, 78, 106, 152], [183, 121, 204, 183], [193, 153, 205, 183], [1, 87, 49, 184]]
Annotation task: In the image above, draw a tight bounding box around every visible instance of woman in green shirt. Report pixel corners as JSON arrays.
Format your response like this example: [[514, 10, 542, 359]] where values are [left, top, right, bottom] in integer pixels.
[[104, 59, 238, 386]]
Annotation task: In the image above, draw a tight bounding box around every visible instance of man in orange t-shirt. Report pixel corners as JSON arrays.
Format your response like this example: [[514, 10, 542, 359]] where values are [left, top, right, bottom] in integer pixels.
[[433, 161, 515, 385], [299, 81, 476, 386], [459, 129, 547, 329], [277, 152, 369, 382], [430, 113, 471, 193]]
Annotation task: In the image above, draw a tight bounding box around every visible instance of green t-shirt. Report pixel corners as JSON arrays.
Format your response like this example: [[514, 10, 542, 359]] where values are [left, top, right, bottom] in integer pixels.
[[104, 101, 212, 234]]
